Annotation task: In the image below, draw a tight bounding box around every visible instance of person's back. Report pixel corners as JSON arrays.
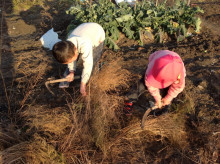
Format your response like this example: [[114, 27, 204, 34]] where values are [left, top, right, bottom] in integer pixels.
[[68, 22, 105, 47]]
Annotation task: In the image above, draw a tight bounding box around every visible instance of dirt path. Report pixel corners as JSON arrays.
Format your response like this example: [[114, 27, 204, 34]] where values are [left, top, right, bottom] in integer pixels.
[[0, 1, 52, 116]]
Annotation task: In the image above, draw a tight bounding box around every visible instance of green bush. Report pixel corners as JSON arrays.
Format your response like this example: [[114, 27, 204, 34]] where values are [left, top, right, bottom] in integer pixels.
[[66, 0, 203, 49]]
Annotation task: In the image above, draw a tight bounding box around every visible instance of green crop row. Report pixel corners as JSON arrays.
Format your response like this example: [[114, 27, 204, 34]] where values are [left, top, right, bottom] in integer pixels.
[[66, 0, 203, 50]]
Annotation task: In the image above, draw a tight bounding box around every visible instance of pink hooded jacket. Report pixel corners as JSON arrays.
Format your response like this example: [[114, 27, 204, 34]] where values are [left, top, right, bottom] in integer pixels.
[[145, 50, 186, 103]]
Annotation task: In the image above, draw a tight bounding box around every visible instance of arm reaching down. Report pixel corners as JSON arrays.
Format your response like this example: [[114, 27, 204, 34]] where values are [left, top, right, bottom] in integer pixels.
[[145, 81, 163, 108], [162, 79, 185, 105], [81, 41, 93, 84]]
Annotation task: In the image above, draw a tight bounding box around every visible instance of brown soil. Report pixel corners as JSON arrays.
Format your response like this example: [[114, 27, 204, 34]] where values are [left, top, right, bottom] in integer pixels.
[[0, 0, 219, 163]]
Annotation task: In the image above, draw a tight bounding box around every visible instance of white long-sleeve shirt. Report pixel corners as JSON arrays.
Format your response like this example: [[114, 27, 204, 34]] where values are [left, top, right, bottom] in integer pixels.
[[67, 23, 105, 84]]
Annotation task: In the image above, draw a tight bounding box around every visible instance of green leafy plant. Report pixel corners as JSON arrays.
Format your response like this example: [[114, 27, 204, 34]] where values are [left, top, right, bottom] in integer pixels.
[[66, 0, 203, 49]]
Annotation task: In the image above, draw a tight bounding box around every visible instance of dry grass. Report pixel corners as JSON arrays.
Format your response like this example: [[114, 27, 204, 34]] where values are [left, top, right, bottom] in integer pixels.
[[101, 92, 196, 163], [2, 46, 215, 163], [87, 93, 123, 154], [15, 100, 92, 163], [91, 57, 131, 92], [19, 106, 72, 138], [137, 93, 195, 149], [1, 49, 52, 112], [83, 57, 132, 155], [0, 123, 24, 151], [0, 134, 65, 164], [143, 114, 188, 148], [1, 102, 89, 163], [106, 120, 189, 163], [14, 50, 51, 83]]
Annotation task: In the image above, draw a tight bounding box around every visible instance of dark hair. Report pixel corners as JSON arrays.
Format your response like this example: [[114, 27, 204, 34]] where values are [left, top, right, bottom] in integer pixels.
[[52, 41, 76, 63]]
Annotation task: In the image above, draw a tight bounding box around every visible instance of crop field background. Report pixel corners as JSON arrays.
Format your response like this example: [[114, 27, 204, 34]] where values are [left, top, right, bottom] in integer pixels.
[[0, 0, 219, 163]]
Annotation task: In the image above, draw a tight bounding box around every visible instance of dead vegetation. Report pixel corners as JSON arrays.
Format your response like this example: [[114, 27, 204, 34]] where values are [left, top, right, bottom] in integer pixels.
[[19, 106, 72, 137], [0, 52, 218, 163], [0, 57, 133, 163], [0, 135, 65, 164], [0, 123, 24, 151], [103, 96, 193, 163], [91, 57, 131, 92], [85, 57, 132, 154], [14, 50, 52, 82]]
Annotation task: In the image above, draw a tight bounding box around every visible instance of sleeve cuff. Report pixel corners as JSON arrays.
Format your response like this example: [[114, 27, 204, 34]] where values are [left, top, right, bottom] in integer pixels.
[[163, 95, 173, 103]]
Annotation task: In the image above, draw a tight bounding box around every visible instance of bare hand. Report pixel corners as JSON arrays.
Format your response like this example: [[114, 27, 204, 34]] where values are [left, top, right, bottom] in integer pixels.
[[162, 98, 171, 106], [155, 100, 163, 109], [80, 82, 87, 96], [66, 72, 74, 82]]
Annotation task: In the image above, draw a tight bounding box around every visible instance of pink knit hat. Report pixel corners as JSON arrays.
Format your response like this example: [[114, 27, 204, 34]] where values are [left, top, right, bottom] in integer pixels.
[[146, 54, 183, 89]]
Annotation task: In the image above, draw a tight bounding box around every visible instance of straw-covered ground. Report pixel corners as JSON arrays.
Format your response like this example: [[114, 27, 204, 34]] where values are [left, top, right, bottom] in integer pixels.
[[0, 0, 219, 163]]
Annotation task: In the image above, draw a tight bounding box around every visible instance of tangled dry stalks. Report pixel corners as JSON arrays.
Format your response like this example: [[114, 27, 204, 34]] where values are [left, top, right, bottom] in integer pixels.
[[14, 50, 51, 82], [0, 134, 64, 164], [1, 53, 212, 163], [0, 123, 24, 151], [91, 56, 131, 92], [84, 57, 132, 155], [19, 106, 72, 137]]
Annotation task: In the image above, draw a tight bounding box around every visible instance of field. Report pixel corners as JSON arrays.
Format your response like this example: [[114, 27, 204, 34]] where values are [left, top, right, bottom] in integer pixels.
[[0, 0, 219, 163]]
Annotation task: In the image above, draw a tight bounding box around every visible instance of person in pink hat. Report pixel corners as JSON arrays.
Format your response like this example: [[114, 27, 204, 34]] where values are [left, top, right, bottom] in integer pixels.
[[145, 50, 186, 108]]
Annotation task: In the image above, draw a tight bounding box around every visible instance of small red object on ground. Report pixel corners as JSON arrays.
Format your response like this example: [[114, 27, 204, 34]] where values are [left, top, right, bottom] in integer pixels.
[[124, 101, 133, 116]]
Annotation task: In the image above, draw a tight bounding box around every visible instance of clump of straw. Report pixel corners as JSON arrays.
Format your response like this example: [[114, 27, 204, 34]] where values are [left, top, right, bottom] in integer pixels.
[[84, 57, 132, 155], [92, 57, 131, 92], [0, 134, 65, 164], [19, 105, 72, 137]]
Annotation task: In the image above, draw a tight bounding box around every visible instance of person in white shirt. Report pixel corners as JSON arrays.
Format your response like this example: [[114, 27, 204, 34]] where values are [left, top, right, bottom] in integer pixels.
[[52, 22, 105, 96]]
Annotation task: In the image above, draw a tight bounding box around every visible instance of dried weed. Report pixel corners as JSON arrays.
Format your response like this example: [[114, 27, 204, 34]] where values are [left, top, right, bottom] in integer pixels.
[[84, 57, 132, 155], [19, 106, 72, 138], [14, 50, 51, 83], [91, 57, 131, 93], [0, 134, 65, 164], [0, 123, 24, 151]]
